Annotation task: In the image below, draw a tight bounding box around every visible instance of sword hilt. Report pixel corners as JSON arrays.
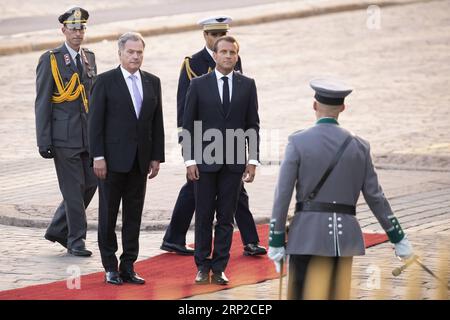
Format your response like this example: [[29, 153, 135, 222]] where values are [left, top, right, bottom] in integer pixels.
[[392, 255, 418, 276]]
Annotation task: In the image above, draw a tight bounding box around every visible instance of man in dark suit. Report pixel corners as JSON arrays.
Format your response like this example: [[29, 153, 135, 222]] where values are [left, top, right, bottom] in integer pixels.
[[161, 15, 266, 257], [88, 32, 165, 285], [182, 36, 260, 285], [35, 6, 97, 257]]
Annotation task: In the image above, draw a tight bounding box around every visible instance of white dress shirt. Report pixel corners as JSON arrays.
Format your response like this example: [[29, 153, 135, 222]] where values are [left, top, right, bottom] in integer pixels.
[[185, 68, 259, 167], [120, 66, 143, 117], [64, 42, 82, 68], [214, 69, 233, 103]]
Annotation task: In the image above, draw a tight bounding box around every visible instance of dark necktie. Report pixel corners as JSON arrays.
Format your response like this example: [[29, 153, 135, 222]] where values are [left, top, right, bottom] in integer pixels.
[[221, 76, 230, 116], [75, 53, 83, 78]]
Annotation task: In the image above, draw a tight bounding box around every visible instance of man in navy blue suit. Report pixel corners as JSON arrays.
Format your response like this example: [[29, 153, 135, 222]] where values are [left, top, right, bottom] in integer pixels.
[[161, 16, 266, 257], [182, 36, 260, 285]]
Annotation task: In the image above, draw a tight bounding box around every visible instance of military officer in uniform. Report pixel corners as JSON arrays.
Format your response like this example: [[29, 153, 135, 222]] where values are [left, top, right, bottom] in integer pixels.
[[35, 6, 97, 257], [268, 78, 414, 299], [161, 15, 266, 257]]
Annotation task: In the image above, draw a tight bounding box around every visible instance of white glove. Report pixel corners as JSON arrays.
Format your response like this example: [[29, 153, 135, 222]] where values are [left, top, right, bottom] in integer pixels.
[[394, 236, 413, 260], [268, 246, 285, 273]]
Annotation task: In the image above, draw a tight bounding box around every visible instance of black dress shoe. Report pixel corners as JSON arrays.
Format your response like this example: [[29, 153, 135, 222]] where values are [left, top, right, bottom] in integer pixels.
[[68, 247, 92, 257], [105, 271, 123, 285], [243, 243, 267, 256], [195, 271, 210, 285], [160, 241, 194, 255], [120, 271, 145, 285], [211, 272, 229, 285], [44, 234, 67, 249]]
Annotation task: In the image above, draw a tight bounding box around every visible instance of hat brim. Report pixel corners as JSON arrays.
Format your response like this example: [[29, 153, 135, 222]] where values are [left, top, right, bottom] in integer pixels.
[[65, 24, 87, 30], [203, 24, 230, 32]]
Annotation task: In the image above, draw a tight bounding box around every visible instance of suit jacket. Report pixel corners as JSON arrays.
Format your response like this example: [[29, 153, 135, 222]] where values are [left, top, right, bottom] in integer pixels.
[[176, 48, 243, 128], [271, 121, 400, 257], [35, 44, 97, 149], [88, 66, 165, 174], [182, 71, 259, 174]]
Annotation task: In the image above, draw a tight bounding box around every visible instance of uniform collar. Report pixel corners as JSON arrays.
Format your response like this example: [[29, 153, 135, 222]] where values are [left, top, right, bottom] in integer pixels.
[[64, 42, 81, 61], [205, 46, 215, 59], [316, 117, 339, 125]]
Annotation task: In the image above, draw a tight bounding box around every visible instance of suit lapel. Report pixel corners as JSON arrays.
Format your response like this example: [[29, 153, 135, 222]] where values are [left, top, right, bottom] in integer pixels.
[[114, 66, 137, 119], [200, 48, 216, 73], [139, 70, 155, 121]]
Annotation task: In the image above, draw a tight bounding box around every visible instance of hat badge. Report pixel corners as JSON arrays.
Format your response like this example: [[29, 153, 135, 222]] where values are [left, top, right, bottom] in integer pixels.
[[74, 9, 81, 19]]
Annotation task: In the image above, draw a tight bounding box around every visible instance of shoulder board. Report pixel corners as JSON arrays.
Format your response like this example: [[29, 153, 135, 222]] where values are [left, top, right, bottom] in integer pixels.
[[183, 56, 198, 80], [82, 48, 94, 53]]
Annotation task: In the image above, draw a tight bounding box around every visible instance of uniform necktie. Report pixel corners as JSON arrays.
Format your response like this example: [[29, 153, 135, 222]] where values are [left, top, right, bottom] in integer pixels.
[[75, 53, 83, 78], [130, 74, 142, 117], [221, 76, 230, 116]]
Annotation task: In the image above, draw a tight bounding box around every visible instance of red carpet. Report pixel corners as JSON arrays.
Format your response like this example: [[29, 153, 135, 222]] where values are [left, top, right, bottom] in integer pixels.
[[0, 225, 387, 300]]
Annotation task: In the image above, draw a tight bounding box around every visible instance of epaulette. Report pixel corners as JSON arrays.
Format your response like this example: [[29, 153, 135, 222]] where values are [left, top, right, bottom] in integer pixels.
[[82, 48, 94, 54], [182, 56, 198, 81]]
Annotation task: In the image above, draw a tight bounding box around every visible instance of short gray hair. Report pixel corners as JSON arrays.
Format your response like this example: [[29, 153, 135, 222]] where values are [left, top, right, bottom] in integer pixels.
[[118, 32, 145, 51]]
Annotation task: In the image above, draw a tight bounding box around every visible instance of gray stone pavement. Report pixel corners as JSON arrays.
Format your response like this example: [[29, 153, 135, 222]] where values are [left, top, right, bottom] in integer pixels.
[[0, 0, 282, 36], [0, 0, 427, 55], [0, 0, 449, 299]]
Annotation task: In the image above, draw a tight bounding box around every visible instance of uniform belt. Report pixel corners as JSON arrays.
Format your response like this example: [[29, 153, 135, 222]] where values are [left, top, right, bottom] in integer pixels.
[[296, 201, 356, 215]]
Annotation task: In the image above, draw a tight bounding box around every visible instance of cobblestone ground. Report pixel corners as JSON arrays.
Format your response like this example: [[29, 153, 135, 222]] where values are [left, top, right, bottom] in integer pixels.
[[187, 232, 450, 300], [0, 0, 449, 225], [0, 0, 449, 299], [0, 224, 195, 291], [1, 187, 448, 299]]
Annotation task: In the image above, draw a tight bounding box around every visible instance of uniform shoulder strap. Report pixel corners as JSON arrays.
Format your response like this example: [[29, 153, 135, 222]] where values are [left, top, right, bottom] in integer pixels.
[[183, 57, 198, 80]]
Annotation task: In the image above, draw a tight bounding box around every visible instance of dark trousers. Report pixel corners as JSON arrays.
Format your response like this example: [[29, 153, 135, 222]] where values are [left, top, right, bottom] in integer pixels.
[[97, 159, 147, 272], [288, 255, 353, 300], [193, 166, 242, 273], [47, 147, 97, 249], [163, 180, 259, 246]]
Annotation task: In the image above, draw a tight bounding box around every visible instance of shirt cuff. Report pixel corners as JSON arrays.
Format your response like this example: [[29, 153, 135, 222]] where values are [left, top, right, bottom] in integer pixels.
[[185, 160, 197, 167], [94, 156, 105, 161], [248, 159, 260, 166]]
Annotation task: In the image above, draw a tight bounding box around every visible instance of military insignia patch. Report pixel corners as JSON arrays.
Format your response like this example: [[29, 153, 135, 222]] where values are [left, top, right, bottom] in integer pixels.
[[64, 53, 71, 65]]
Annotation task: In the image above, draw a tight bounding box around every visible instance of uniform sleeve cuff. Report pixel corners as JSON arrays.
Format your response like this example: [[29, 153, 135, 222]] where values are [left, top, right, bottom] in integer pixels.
[[269, 232, 285, 247], [248, 160, 260, 166], [386, 216, 405, 243], [269, 219, 285, 247], [94, 156, 105, 161]]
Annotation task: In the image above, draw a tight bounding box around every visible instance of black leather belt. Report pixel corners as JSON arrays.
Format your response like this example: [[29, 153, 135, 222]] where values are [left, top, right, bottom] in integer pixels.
[[296, 201, 356, 215]]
